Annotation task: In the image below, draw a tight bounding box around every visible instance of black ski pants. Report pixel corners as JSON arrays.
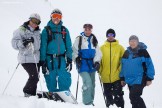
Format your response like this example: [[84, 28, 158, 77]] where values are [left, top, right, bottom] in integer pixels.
[[22, 63, 39, 96], [128, 84, 146, 108], [103, 80, 124, 108]]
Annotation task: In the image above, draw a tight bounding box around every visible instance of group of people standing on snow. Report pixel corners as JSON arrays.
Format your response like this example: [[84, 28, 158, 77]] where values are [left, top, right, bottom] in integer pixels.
[[11, 8, 155, 108]]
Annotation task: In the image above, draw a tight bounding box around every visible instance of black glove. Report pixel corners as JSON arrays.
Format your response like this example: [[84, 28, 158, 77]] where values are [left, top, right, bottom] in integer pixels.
[[23, 37, 34, 47], [40, 61, 48, 74], [76, 57, 81, 69], [93, 62, 100, 71], [66, 58, 72, 72]]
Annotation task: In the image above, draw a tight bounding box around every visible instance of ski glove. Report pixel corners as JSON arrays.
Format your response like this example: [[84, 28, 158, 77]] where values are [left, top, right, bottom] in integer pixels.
[[23, 37, 34, 47], [75, 56, 81, 69], [93, 62, 100, 71], [40, 61, 48, 74], [66, 58, 72, 72]]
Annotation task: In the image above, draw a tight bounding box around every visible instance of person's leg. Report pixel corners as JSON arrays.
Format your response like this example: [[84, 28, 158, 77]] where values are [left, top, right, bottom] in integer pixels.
[[113, 80, 124, 108], [80, 72, 93, 105], [129, 84, 146, 108], [90, 72, 96, 103], [103, 83, 114, 107], [49, 70, 57, 92], [22, 63, 39, 96]]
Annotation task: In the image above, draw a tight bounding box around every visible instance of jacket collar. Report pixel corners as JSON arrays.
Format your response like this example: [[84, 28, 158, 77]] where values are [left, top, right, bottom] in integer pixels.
[[22, 21, 40, 31], [104, 39, 119, 46]]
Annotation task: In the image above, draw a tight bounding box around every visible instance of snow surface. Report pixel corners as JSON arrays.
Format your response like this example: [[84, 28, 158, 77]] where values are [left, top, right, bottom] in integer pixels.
[[0, 0, 162, 108]]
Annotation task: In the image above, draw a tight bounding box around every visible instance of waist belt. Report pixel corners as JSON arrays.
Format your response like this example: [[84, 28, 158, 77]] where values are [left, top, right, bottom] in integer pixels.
[[47, 53, 65, 69]]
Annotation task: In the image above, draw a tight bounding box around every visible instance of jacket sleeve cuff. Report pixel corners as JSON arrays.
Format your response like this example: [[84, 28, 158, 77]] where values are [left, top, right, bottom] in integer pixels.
[[120, 77, 125, 81], [146, 76, 153, 81]]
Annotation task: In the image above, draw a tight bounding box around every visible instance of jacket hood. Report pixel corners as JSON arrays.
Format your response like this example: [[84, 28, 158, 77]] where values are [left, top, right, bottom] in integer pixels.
[[127, 42, 147, 53], [138, 42, 147, 49], [103, 40, 119, 47]]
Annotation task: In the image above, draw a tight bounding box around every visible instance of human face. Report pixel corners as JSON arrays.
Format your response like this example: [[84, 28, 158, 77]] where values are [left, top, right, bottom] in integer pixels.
[[29, 20, 38, 29], [30, 18, 41, 25], [129, 39, 138, 49], [107, 33, 115, 41], [51, 13, 62, 25], [84, 28, 92, 36]]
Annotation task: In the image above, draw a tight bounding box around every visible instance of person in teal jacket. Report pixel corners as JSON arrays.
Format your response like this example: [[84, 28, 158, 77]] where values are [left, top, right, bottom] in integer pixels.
[[40, 9, 72, 93]]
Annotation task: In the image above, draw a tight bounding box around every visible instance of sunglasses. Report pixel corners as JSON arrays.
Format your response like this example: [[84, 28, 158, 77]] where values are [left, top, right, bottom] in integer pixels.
[[30, 18, 41, 25], [107, 33, 115, 37], [83, 24, 93, 29], [51, 13, 62, 19]]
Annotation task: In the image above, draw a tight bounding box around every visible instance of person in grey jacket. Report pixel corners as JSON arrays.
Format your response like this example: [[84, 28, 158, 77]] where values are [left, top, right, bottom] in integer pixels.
[[11, 13, 41, 97]]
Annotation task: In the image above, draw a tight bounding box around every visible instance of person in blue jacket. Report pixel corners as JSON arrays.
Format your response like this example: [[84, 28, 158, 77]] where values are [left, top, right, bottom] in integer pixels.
[[40, 9, 72, 94], [120, 35, 155, 108], [73, 24, 102, 105]]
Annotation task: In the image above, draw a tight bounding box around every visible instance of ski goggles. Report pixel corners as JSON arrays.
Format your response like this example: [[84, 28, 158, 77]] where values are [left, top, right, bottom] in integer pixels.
[[83, 24, 93, 29], [107, 33, 115, 37], [30, 18, 41, 25], [51, 13, 62, 19]]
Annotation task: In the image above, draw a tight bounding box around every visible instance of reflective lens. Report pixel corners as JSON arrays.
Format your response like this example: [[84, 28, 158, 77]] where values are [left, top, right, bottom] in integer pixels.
[[107, 33, 115, 37], [30, 18, 41, 25], [51, 13, 62, 19], [83, 24, 93, 29]]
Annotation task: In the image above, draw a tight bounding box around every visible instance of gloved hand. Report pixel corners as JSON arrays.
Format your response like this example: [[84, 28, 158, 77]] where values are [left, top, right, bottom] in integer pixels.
[[93, 62, 100, 71], [66, 58, 72, 72], [76, 56, 81, 68], [40, 61, 48, 74], [23, 37, 34, 47]]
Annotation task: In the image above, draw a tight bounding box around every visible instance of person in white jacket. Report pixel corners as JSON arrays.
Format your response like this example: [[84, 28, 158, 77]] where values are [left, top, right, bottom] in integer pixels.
[[11, 13, 41, 97], [73, 24, 102, 105]]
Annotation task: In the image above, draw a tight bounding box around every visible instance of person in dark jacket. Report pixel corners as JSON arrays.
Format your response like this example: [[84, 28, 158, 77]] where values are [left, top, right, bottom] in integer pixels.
[[120, 35, 155, 108], [12, 13, 41, 97]]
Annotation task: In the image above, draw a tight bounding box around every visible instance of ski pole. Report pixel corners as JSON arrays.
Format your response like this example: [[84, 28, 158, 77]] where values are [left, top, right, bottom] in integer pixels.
[[76, 73, 79, 100], [30, 43, 43, 92], [98, 73, 107, 107], [2, 63, 19, 95]]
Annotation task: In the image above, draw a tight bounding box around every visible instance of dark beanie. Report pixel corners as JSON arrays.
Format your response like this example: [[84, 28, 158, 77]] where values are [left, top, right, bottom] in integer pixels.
[[106, 28, 116, 37]]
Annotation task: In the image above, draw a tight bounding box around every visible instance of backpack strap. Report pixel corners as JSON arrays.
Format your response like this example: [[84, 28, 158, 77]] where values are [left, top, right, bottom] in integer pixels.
[[78, 36, 82, 51], [45, 26, 53, 44], [61, 26, 67, 51], [45, 26, 67, 50], [91, 34, 98, 48], [45, 26, 67, 69]]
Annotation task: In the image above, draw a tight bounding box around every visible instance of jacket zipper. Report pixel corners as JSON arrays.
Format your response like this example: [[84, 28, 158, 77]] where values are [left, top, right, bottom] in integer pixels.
[[110, 42, 112, 83]]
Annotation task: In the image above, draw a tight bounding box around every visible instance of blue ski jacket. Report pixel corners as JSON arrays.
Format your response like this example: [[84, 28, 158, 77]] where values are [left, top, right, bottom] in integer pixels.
[[120, 42, 155, 86], [72, 32, 102, 73]]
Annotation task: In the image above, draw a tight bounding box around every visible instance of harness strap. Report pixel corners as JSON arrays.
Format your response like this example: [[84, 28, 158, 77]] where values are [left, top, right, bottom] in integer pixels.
[[47, 53, 65, 70]]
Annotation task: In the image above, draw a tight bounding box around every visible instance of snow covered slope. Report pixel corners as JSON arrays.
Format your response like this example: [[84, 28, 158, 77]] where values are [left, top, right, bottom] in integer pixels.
[[0, 0, 162, 108]]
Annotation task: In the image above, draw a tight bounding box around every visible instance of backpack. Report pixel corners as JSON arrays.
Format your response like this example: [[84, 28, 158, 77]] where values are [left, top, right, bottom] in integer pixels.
[[45, 26, 67, 51], [45, 26, 67, 69]]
